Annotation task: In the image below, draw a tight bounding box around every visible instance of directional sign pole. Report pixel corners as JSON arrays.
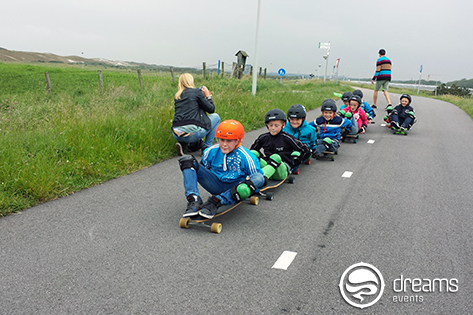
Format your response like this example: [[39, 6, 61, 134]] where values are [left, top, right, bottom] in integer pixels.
[[252, 0, 261, 96], [417, 64, 423, 95]]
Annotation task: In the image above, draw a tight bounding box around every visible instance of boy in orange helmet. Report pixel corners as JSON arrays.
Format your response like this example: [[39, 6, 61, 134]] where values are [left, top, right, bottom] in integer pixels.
[[178, 120, 265, 219]]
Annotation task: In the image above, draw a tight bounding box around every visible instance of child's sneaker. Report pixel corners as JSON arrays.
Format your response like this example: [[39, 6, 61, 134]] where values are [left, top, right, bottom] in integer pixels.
[[391, 121, 400, 130], [176, 142, 187, 156], [183, 194, 203, 217], [372, 104, 377, 109], [199, 195, 222, 219]]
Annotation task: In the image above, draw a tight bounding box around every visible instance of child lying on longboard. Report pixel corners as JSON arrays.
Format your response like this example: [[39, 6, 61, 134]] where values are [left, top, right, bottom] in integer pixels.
[[308, 99, 352, 158], [178, 120, 265, 219], [250, 109, 311, 179]]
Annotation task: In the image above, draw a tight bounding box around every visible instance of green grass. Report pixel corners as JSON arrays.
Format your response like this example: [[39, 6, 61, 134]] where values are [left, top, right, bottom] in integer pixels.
[[0, 62, 346, 216]]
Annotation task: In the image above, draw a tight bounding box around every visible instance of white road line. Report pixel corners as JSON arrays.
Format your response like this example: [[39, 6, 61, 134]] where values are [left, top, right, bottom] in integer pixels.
[[342, 171, 353, 178], [368, 139, 375, 144], [381, 123, 386, 127], [272, 251, 297, 270]]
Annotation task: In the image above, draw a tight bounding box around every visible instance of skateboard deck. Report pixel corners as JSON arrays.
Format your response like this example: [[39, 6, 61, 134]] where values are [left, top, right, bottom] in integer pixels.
[[341, 134, 359, 143], [393, 129, 408, 135], [258, 175, 295, 201], [315, 150, 338, 161], [179, 196, 259, 233]]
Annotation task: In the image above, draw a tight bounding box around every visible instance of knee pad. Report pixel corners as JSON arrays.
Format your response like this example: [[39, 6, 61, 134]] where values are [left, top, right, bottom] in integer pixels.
[[250, 150, 260, 158], [268, 154, 282, 169], [178, 155, 199, 172], [230, 178, 257, 202]]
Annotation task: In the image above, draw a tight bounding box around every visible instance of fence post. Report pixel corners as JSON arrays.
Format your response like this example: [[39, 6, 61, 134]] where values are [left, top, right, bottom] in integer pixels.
[[250, 66, 253, 76], [170, 67, 175, 82], [203, 62, 206, 79], [45, 72, 51, 94], [264, 68, 267, 80], [259, 67, 262, 77], [98, 70, 103, 89], [231, 62, 236, 79], [221, 62, 225, 77], [137, 69, 144, 89]]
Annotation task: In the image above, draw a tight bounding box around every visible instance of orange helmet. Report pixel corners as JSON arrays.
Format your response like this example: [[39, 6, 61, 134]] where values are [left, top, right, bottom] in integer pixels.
[[215, 120, 245, 147]]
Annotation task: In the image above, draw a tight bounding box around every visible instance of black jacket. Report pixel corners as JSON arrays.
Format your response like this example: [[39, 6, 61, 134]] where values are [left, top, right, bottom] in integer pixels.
[[172, 88, 215, 130], [250, 131, 311, 167]]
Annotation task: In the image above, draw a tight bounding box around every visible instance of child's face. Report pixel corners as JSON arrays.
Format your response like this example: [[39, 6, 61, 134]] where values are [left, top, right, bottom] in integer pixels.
[[322, 110, 335, 121], [289, 117, 303, 129], [343, 100, 350, 107], [267, 120, 284, 136], [349, 101, 359, 112], [401, 98, 410, 107], [218, 138, 239, 154]]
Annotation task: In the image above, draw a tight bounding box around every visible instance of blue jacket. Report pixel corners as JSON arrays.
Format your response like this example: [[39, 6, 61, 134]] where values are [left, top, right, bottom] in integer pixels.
[[202, 145, 263, 183], [309, 115, 352, 141], [283, 120, 317, 151]]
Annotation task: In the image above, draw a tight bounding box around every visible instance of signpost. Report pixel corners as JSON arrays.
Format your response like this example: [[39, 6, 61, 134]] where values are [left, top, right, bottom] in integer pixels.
[[319, 41, 330, 83], [417, 64, 423, 95], [278, 68, 286, 84]]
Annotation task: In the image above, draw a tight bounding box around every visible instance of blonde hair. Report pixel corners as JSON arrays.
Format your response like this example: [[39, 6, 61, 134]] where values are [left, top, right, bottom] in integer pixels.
[[175, 73, 195, 100]]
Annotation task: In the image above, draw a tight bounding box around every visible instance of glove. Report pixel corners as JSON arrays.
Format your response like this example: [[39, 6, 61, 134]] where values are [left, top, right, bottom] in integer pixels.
[[408, 111, 415, 119], [343, 111, 353, 119]]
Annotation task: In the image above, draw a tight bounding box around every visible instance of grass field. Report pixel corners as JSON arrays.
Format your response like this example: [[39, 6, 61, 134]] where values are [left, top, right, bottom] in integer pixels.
[[0, 62, 347, 216]]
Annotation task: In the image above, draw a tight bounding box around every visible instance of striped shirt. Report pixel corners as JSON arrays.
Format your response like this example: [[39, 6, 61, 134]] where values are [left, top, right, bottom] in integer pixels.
[[372, 56, 392, 81]]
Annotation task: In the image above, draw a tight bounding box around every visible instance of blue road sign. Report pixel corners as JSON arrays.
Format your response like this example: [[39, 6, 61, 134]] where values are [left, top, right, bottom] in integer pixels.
[[278, 68, 286, 77]]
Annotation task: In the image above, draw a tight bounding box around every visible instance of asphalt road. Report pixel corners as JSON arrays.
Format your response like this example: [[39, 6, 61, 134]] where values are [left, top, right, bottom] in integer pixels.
[[1, 89, 472, 314]]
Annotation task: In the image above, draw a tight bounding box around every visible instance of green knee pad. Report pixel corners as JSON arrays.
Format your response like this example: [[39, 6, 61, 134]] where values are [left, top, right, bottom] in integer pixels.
[[250, 150, 260, 158], [236, 183, 251, 199]]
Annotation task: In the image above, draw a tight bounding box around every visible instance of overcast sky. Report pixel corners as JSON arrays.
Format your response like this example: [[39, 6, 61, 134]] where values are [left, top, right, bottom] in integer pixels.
[[2, 0, 472, 82]]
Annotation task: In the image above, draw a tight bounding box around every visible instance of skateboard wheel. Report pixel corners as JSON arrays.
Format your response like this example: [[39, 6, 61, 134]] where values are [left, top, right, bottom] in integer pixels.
[[354, 139, 358, 143], [179, 218, 190, 229], [315, 155, 320, 160], [265, 192, 274, 201], [250, 196, 259, 205], [305, 159, 311, 165], [330, 156, 335, 161], [210, 223, 222, 234], [335, 150, 338, 155], [288, 176, 295, 184], [292, 169, 300, 175]]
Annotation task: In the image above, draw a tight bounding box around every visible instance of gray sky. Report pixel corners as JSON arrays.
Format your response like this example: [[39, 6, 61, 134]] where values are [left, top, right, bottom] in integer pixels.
[[2, 0, 472, 82]]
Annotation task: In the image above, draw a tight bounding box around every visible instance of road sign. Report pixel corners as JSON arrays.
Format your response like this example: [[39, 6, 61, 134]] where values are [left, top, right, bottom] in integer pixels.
[[420, 65, 423, 73], [278, 68, 286, 77], [319, 42, 330, 49]]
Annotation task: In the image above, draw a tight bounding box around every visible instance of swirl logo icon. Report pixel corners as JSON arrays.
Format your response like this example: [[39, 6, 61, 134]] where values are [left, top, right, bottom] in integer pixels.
[[339, 262, 385, 309]]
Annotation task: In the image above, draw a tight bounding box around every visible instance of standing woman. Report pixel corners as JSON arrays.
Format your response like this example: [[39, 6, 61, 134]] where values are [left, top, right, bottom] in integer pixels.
[[172, 73, 220, 155]]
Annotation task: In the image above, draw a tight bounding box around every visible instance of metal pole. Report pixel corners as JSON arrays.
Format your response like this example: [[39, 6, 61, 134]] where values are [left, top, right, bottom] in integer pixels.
[[252, 0, 261, 96]]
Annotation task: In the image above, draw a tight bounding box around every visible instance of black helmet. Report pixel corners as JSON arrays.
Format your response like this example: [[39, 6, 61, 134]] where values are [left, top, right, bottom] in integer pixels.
[[321, 99, 337, 112], [265, 109, 287, 124], [400, 94, 412, 104], [342, 92, 353, 101], [287, 104, 307, 119], [349, 95, 362, 107], [353, 89, 364, 99]]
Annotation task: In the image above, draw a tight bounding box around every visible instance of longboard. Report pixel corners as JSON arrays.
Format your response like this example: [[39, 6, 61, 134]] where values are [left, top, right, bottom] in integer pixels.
[[341, 134, 359, 143], [314, 150, 338, 161], [179, 196, 259, 234], [257, 175, 295, 201]]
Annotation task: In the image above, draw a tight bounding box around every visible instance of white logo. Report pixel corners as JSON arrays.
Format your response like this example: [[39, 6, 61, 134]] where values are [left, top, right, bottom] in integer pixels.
[[339, 262, 385, 309]]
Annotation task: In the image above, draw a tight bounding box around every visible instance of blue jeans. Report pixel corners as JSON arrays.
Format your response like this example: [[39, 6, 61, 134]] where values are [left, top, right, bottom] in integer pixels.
[[182, 165, 265, 205], [390, 113, 413, 129], [348, 116, 359, 135], [314, 138, 339, 155], [172, 113, 221, 148]]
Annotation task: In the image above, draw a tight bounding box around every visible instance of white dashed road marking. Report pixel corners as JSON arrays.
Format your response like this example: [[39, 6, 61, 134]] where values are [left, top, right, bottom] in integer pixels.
[[368, 140, 375, 144], [342, 171, 353, 178], [272, 251, 297, 270]]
